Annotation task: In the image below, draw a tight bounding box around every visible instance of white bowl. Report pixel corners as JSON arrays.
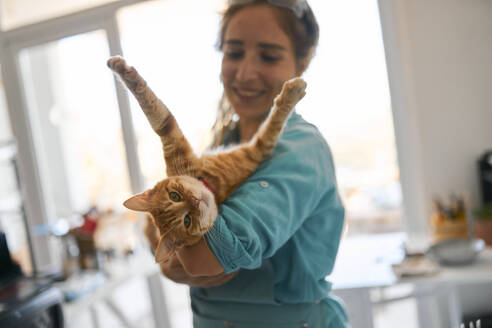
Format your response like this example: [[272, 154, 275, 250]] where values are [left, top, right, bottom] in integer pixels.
[[426, 238, 485, 266]]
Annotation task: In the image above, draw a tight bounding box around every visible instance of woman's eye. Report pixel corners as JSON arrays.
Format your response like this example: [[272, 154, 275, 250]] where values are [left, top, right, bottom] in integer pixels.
[[225, 51, 243, 60], [184, 214, 191, 228], [261, 54, 281, 63], [169, 191, 181, 202]]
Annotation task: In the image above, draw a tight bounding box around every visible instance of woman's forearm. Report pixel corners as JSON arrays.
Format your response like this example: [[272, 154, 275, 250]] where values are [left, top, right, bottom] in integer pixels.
[[144, 213, 229, 284], [160, 254, 238, 287], [176, 237, 225, 276]]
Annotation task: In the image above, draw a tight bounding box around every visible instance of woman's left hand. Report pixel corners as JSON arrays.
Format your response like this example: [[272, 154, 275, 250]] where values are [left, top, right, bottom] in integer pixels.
[[144, 213, 230, 285], [159, 254, 238, 287], [176, 237, 225, 277]]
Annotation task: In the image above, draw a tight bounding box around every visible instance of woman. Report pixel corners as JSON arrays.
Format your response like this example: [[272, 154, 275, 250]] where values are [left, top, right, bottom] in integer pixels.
[[151, 0, 349, 326]]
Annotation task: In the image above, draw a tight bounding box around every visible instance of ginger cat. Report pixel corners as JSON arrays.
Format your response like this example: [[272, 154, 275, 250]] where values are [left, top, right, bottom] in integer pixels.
[[107, 56, 306, 263]]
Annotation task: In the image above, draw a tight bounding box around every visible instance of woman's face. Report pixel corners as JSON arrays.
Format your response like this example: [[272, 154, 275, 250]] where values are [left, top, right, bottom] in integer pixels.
[[221, 5, 298, 122]]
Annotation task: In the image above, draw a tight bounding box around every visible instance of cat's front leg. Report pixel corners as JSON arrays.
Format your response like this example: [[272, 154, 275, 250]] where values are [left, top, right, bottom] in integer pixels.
[[107, 56, 171, 134], [249, 78, 307, 159], [273, 77, 307, 111], [107, 56, 145, 93], [108, 56, 199, 176]]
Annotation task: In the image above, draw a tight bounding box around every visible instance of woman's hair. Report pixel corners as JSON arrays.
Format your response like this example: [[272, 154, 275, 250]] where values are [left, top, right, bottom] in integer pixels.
[[211, 0, 319, 147]]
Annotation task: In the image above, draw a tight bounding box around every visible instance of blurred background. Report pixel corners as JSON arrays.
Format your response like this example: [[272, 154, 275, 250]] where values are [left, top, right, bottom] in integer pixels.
[[0, 0, 491, 327]]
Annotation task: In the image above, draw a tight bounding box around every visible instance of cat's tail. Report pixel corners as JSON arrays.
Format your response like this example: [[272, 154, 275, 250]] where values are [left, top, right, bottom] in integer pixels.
[[107, 56, 172, 136]]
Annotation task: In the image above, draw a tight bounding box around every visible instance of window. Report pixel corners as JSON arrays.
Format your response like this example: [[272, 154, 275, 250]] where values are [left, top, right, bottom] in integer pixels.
[[117, 0, 222, 185], [0, 0, 119, 30], [305, 0, 403, 235], [0, 66, 36, 273], [0, 74, 13, 141], [1, 0, 403, 325], [118, 0, 403, 235], [18, 30, 132, 218]]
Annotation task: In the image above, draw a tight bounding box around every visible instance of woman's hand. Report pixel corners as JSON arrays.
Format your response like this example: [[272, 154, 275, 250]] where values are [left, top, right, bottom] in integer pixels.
[[144, 214, 236, 287], [176, 237, 224, 277], [159, 254, 238, 287]]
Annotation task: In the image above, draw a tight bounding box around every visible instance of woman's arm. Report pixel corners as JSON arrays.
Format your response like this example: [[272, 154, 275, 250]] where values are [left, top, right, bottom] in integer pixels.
[[201, 121, 339, 274], [144, 214, 230, 282], [176, 237, 224, 276], [159, 253, 237, 287]]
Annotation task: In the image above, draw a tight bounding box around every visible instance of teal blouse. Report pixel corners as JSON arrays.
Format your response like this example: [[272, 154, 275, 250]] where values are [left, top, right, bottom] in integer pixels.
[[191, 113, 349, 327]]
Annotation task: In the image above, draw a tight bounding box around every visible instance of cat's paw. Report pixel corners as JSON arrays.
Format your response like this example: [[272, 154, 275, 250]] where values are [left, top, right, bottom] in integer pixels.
[[274, 77, 307, 108], [107, 56, 131, 74], [107, 56, 146, 92]]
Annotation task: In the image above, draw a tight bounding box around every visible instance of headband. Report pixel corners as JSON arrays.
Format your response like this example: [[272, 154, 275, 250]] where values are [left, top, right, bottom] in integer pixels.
[[228, 0, 308, 18]]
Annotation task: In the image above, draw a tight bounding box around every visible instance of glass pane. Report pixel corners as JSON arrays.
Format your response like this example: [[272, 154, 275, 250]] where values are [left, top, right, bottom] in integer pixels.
[[301, 0, 402, 235], [1, 0, 119, 30], [118, 0, 222, 185], [0, 70, 17, 218], [0, 67, 30, 272], [0, 73, 13, 142], [118, 0, 402, 234], [19, 30, 132, 219]]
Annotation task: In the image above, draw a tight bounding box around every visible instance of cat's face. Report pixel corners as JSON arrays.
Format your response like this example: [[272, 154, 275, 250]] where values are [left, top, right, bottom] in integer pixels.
[[123, 175, 217, 262]]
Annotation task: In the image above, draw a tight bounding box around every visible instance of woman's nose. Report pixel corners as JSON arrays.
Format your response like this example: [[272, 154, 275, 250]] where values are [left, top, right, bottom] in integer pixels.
[[236, 56, 258, 82]]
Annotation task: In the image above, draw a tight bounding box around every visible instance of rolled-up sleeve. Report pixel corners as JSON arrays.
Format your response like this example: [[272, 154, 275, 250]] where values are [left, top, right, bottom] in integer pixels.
[[205, 124, 337, 274]]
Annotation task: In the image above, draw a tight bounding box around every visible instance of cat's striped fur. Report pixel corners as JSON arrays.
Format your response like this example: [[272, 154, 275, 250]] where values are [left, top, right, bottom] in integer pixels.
[[107, 56, 306, 262]]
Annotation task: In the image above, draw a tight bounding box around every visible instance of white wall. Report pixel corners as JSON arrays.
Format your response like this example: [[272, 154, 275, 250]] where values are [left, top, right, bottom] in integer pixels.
[[380, 0, 492, 241]]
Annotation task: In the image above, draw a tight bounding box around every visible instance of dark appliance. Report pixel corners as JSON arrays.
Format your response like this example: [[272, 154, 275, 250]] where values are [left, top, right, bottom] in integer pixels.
[[0, 232, 64, 327], [479, 151, 492, 204]]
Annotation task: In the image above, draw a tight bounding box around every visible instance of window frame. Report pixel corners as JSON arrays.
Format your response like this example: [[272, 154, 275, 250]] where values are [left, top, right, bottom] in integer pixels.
[[0, 0, 145, 272], [377, 0, 428, 241], [0, 0, 429, 269]]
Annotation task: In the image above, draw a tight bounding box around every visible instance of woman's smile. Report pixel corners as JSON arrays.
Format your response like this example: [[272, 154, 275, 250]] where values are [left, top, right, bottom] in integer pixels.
[[233, 86, 266, 100]]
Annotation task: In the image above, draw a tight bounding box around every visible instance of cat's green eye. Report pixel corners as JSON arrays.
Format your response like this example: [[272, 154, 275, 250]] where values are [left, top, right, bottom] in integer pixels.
[[184, 214, 192, 228], [169, 191, 181, 202]]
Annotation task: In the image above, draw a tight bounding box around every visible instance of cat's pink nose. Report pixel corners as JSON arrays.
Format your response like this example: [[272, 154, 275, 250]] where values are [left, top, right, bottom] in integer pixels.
[[190, 196, 200, 208]]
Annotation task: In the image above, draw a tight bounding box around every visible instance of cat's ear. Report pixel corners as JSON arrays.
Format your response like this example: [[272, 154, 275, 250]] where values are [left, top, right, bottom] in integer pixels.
[[123, 190, 153, 211], [155, 236, 176, 263]]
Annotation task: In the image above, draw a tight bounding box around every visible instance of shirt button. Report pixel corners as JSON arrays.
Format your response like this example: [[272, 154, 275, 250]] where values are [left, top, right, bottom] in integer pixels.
[[301, 324, 309, 328], [260, 181, 269, 188]]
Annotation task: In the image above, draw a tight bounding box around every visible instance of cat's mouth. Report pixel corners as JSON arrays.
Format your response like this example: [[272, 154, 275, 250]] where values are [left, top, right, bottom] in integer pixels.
[[198, 190, 212, 214], [196, 189, 216, 228]]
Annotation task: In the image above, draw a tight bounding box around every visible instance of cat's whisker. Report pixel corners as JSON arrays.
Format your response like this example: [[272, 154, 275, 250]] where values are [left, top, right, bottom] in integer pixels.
[[168, 217, 181, 227], [157, 215, 181, 234], [197, 219, 205, 230]]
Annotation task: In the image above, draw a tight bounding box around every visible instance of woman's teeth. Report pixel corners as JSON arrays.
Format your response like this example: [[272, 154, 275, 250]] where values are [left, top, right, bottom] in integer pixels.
[[236, 89, 262, 98]]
